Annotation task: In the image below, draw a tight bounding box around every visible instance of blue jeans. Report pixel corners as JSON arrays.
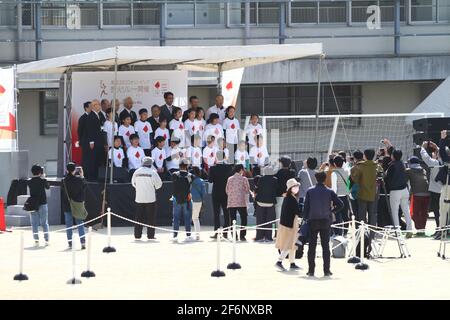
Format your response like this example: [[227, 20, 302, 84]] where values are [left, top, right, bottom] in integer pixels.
[[30, 204, 49, 241], [64, 211, 86, 245], [172, 199, 192, 237]]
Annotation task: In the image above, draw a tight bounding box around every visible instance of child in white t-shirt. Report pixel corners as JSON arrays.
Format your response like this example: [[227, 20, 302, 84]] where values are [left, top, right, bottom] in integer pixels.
[[151, 136, 167, 175], [118, 115, 136, 149], [235, 140, 250, 168], [222, 106, 240, 151], [169, 107, 186, 148], [249, 134, 269, 168], [154, 117, 170, 144], [203, 113, 223, 147], [103, 107, 118, 148], [183, 108, 197, 148], [134, 108, 153, 156], [186, 134, 203, 169], [246, 114, 263, 148], [216, 137, 230, 164], [126, 134, 145, 173], [195, 108, 206, 147], [109, 136, 125, 168], [202, 135, 218, 171], [165, 137, 185, 174]]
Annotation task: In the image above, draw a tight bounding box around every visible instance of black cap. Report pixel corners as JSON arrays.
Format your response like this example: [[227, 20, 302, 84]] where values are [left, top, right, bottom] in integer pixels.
[[66, 162, 76, 172]]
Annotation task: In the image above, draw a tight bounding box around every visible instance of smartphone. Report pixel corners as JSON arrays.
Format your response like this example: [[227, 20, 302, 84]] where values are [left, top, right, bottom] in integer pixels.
[[75, 166, 82, 175]]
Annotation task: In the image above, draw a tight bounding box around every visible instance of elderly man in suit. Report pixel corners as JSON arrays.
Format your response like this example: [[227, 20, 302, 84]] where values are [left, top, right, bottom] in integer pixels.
[[85, 99, 107, 181], [160, 91, 176, 123], [119, 96, 137, 125], [78, 101, 91, 178]]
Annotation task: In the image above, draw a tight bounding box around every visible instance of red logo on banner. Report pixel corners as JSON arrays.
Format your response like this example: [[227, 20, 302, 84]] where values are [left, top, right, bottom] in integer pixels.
[[126, 131, 131, 137], [0, 84, 5, 96], [135, 151, 141, 158], [117, 153, 122, 159], [231, 123, 235, 129], [143, 126, 149, 133], [154, 81, 161, 89], [226, 81, 233, 91]]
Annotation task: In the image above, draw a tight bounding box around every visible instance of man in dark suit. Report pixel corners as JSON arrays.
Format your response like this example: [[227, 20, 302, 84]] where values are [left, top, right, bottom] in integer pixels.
[[208, 152, 233, 239], [99, 99, 109, 125], [85, 99, 106, 181], [148, 104, 161, 132], [182, 96, 200, 122], [160, 91, 176, 123], [119, 96, 137, 125], [78, 101, 91, 179]]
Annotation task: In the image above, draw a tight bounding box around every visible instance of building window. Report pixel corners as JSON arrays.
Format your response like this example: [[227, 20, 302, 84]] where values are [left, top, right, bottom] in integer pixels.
[[196, 3, 225, 25], [291, 1, 318, 23], [103, 2, 131, 26], [228, 2, 256, 25], [439, 0, 450, 21], [240, 84, 361, 117], [258, 2, 280, 24], [79, 3, 98, 26], [40, 90, 59, 136], [22, 2, 34, 26], [133, 2, 159, 25], [167, 3, 194, 26], [319, 1, 347, 23], [41, 3, 66, 26], [352, 0, 404, 23], [0, 4, 17, 26], [411, 0, 436, 22]]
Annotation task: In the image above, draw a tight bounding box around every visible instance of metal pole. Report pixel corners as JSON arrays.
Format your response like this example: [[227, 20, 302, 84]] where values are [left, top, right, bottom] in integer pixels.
[[313, 55, 323, 157], [394, 0, 401, 55], [160, 2, 167, 46], [16, 1, 23, 62], [278, 2, 286, 44], [109, 47, 118, 184], [217, 63, 223, 95], [35, 0, 42, 60], [244, 1, 250, 45], [13, 65, 19, 151]]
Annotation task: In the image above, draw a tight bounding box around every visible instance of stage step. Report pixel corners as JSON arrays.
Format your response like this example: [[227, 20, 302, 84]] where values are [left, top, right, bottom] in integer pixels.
[[6, 215, 30, 227], [17, 195, 29, 206], [7, 205, 30, 217]]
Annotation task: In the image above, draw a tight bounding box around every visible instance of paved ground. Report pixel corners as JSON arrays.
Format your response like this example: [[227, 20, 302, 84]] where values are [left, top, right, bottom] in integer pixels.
[[1, 221, 449, 300]]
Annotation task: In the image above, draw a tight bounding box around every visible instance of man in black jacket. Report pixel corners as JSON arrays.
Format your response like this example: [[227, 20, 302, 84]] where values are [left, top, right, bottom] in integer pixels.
[[253, 166, 278, 242], [182, 96, 200, 122], [303, 171, 343, 277], [119, 96, 137, 125], [148, 104, 161, 132], [208, 154, 233, 239], [160, 92, 176, 123], [78, 101, 91, 179], [62, 162, 87, 249], [84, 99, 106, 181]]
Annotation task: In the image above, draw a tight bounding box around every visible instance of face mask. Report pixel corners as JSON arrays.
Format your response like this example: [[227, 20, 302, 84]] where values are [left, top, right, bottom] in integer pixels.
[[291, 186, 299, 194]]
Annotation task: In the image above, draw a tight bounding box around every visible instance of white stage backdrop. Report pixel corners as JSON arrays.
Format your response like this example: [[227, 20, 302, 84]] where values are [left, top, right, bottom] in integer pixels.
[[71, 70, 188, 164], [0, 67, 17, 151]]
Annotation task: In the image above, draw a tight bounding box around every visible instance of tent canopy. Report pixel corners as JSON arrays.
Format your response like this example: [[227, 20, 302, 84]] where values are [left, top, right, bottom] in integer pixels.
[[16, 44, 323, 74]]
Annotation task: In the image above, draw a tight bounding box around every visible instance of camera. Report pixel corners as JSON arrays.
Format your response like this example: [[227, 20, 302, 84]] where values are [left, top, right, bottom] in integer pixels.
[[75, 166, 82, 176]]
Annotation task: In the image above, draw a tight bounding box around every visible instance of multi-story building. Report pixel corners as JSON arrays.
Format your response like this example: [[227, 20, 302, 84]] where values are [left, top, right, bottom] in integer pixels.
[[1, 0, 449, 173]]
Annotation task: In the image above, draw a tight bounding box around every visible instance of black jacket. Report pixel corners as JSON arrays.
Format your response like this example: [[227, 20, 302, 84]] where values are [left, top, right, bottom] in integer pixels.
[[172, 170, 192, 204], [62, 174, 86, 212], [254, 175, 278, 205], [275, 168, 296, 197], [160, 105, 175, 123], [385, 160, 408, 191], [147, 117, 160, 133], [28, 177, 50, 205], [85, 111, 104, 146], [77, 113, 89, 147], [208, 163, 233, 199], [119, 109, 137, 125], [303, 184, 343, 221], [279, 195, 300, 228]]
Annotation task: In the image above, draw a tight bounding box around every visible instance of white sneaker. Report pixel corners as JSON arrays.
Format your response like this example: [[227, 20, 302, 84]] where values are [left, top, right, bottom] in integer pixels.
[[184, 236, 194, 242], [171, 236, 178, 243], [34, 241, 39, 247], [196, 235, 200, 241], [45, 241, 50, 247]]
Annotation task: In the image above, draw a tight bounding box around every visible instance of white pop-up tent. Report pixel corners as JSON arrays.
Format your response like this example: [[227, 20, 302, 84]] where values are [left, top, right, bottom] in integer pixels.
[[16, 43, 324, 179]]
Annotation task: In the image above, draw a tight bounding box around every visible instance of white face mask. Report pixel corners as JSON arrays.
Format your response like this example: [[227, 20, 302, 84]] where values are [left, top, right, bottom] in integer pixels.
[[291, 186, 299, 194]]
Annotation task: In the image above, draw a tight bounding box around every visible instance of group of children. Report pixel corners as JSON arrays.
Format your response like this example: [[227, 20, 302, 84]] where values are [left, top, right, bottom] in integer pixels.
[[103, 105, 270, 180]]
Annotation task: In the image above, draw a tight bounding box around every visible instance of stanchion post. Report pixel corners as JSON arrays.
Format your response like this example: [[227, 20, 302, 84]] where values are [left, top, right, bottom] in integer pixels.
[[211, 228, 226, 277], [13, 231, 28, 281], [355, 221, 369, 270], [103, 208, 116, 253], [81, 227, 96, 278], [67, 242, 82, 284], [347, 215, 360, 264], [227, 220, 241, 270]]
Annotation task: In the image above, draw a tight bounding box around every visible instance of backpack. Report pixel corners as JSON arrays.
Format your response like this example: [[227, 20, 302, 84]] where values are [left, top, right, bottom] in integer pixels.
[[173, 172, 192, 204]]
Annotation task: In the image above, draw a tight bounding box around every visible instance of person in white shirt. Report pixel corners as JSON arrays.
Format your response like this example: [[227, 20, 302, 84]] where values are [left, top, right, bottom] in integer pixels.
[[330, 155, 350, 236], [186, 134, 203, 169], [184, 108, 197, 147], [249, 135, 269, 175], [165, 138, 185, 174], [217, 137, 230, 164], [154, 117, 170, 145], [246, 114, 263, 148], [202, 135, 218, 172], [103, 107, 118, 148], [169, 107, 186, 148], [109, 136, 125, 168], [126, 134, 145, 176], [118, 115, 136, 149], [195, 107, 206, 147], [222, 106, 240, 154], [134, 108, 153, 156], [203, 113, 224, 147], [235, 140, 250, 168], [206, 94, 226, 124], [131, 156, 163, 240], [151, 136, 167, 176]]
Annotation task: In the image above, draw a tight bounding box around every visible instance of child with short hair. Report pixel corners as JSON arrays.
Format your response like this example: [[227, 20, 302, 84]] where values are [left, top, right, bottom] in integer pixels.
[[169, 107, 186, 148], [235, 140, 250, 169], [103, 107, 118, 148], [165, 138, 185, 174], [186, 134, 203, 169], [126, 134, 145, 176], [249, 134, 269, 175], [216, 137, 230, 164], [109, 136, 126, 168], [195, 107, 206, 147], [246, 114, 263, 149], [118, 115, 136, 149], [134, 108, 153, 156], [222, 106, 240, 153], [203, 113, 223, 147], [151, 136, 167, 174], [154, 117, 170, 146], [184, 108, 197, 147], [190, 166, 206, 240], [202, 135, 218, 171]]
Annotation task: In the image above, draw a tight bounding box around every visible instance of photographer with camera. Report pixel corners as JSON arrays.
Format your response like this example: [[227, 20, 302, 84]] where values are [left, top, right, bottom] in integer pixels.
[[436, 130, 450, 235], [420, 140, 443, 239]]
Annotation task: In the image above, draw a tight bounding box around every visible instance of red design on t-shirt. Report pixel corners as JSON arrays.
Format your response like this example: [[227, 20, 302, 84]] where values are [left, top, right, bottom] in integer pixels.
[[231, 123, 236, 129], [240, 155, 244, 161], [179, 123, 184, 129], [159, 154, 163, 160], [194, 152, 200, 158], [257, 152, 262, 158], [135, 151, 141, 158], [163, 133, 167, 139], [126, 131, 131, 137], [192, 126, 195, 132], [210, 152, 214, 158], [214, 128, 219, 135], [143, 126, 149, 133], [117, 153, 122, 159], [253, 129, 257, 135]]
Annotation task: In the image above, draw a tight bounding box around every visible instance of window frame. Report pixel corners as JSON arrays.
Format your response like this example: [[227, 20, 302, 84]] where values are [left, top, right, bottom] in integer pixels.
[[39, 90, 59, 137]]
